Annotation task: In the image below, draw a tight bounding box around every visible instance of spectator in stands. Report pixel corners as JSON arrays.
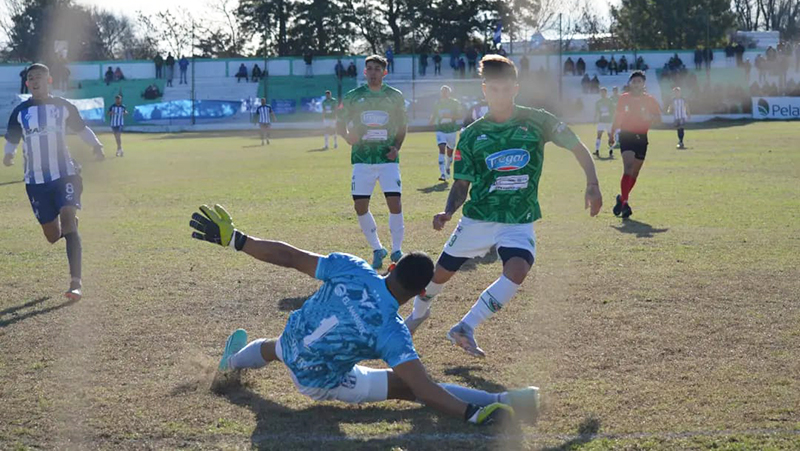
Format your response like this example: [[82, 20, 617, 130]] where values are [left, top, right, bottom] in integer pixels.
[[433, 52, 442, 75], [420, 51, 428, 76], [581, 73, 591, 93], [335, 59, 345, 80], [449, 44, 460, 70], [458, 57, 466, 78], [636, 56, 648, 71], [596, 55, 608, 75], [385, 46, 394, 73], [347, 61, 357, 77], [236, 63, 249, 82], [766, 46, 777, 62], [114, 67, 125, 81], [520, 54, 530, 76], [105, 66, 114, 86], [590, 74, 600, 93], [735, 42, 745, 65], [564, 57, 575, 76], [755, 54, 766, 83], [466, 47, 478, 73], [619, 55, 628, 72], [743, 59, 752, 83], [252, 64, 263, 82], [19, 67, 28, 94], [154, 54, 163, 78], [179, 56, 189, 85], [165, 53, 175, 87], [608, 56, 618, 75], [703, 48, 713, 69], [694, 48, 703, 70], [304, 51, 313, 77], [576, 57, 586, 75], [143, 84, 162, 100], [725, 42, 735, 65]]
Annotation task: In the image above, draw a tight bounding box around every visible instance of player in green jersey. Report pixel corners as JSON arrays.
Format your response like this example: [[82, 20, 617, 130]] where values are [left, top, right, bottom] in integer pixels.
[[321, 90, 338, 149], [594, 87, 615, 157], [337, 55, 408, 269], [404, 55, 603, 358], [429, 86, 463, 181]]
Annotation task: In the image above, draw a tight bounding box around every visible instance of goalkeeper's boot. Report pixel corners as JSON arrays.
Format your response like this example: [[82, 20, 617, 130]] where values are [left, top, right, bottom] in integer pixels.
[[219, 329, 248, 371], [390, 250, 403, 263], [447, 321, 486, 358], [404, 308, 430, 336], [372, 248, 388, 269], [507, 386, 540, 416]]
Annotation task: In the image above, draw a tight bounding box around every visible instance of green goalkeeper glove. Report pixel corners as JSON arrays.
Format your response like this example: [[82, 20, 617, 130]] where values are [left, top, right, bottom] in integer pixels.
[[465, 402, 515, 426], [190, 204, 248, 251]]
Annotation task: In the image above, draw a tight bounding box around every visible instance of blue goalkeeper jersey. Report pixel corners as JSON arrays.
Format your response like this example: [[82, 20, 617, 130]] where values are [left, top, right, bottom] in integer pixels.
[[279, 253, 418, 389]]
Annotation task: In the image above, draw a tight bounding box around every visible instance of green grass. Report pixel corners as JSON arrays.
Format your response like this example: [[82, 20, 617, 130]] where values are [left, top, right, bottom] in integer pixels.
[[0, 122, 798, 449]]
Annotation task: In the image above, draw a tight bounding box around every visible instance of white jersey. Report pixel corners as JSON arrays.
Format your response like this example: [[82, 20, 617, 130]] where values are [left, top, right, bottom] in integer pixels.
[[672, 98, 688, 121], [109, 104, 126, 127], [5, 96, 83, 184], [256, 105, 273, 124]]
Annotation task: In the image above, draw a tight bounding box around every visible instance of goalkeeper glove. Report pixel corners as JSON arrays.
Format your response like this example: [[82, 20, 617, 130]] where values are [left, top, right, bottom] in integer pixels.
[[464, 402, 515, 425], [190, 204, 248, 251]]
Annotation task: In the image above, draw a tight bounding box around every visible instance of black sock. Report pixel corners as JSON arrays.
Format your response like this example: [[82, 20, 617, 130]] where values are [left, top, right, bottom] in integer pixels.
[[678, 128, 685, 141], [64, 232, 82, 280]]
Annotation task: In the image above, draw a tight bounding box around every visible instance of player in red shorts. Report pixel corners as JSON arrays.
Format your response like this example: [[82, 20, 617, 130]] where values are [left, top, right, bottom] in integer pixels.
[[609, 71, 662, 219]]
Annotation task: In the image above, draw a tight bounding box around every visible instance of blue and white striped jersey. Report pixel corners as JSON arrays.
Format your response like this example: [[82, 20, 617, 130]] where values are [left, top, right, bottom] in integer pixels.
[[279, 253, 418, 389], [672, 98, 688, 121], [109, 104, 127, 127], [256, 105, 273, 124], [5, 96, 84, 185]]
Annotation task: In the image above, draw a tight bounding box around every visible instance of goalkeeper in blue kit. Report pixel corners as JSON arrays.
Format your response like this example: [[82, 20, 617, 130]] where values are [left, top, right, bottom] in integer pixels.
[[189, 204, 540, 425]]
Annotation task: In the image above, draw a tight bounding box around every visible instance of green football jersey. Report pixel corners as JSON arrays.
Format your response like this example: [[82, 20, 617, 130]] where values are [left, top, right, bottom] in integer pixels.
[[322, 97, 338, 117], [338, 84, 408, 164], [595, 98, 615, 123], [454, 105, 581, 224], [432, 98, 463, 133]]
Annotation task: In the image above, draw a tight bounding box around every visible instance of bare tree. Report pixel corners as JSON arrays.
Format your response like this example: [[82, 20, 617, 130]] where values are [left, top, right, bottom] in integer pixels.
[[137, 8, 195, 57], [92, 8, 136, 59]]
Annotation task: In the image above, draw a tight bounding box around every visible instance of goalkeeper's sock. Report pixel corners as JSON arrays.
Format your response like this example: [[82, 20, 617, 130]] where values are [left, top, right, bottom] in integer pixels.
[[462, 275, 519, 329], [229, 339, 267, 370], [411, 281, 444, 319], [439, 383, 503, 406], [358, 212, 383, 251], [64, 232, 81, 280]]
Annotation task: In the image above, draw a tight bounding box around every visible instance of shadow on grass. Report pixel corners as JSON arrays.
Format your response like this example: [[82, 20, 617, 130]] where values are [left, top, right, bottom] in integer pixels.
[[0, 296, 79, 328], [443, 365, 507, 393], [278, 296, 309, 312], [307, 147, 330, 152], [0, 179, 24, 187], [542, 415, 601, 451], [594, 154, 615, 161], [612, 219, 669, 238], [417, 182, 449, 194], [213, 380, 519, 449]]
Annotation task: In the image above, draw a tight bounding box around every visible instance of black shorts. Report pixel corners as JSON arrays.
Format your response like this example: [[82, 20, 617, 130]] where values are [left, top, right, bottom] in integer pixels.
[[619, 131, 649, 160]]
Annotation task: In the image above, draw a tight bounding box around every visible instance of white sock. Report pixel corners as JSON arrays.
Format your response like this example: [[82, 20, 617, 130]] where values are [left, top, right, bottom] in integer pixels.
[[228, 339, 267, 370], [438, 154, 446, 176], [462, 275, 520, 329], [439, 383, 502, 406], [388, 213, 404, 253], [412, 281, 444, 319], [324, 134, 329, 147], [357, 212, 382, 250], [595, 138, 601, 151]]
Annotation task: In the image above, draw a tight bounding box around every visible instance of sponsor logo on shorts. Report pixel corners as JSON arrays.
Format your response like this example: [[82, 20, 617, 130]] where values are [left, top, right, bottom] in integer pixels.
[[361, 110, 389, 126], [485, 149, 530, 172]]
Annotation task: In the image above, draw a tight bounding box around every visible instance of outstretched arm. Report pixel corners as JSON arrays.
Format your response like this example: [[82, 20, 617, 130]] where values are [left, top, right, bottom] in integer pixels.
[[568, 143, 602, 217], [189, 204, 321, 278]]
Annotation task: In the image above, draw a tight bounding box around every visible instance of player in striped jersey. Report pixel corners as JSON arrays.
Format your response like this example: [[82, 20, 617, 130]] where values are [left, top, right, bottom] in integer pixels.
[[3, 63, 105, 301], [666, 87, 690, 149], [254, 98, 276, 146], [107, 95, 128, 157]]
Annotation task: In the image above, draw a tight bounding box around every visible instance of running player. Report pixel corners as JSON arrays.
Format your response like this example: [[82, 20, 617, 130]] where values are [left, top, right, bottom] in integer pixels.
[[337, 55, 407, 269], [107, 95, 127, 157], [321, 90, 338, 150], [404, 55, 603, 358], [255, 98, 276, 145], [3, 63, 105, 301], [594, 87, 614, 157], [667, 87, 690, 149], [609, 71, 663, 219], [189, 204, 537, 424], [610, 86, 620, 152], [429, 85, 462, 181]]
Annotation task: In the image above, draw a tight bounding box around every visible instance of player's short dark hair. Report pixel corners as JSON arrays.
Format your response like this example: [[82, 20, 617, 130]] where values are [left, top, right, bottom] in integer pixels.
[[365, 55, 387, 69], [479, 55, 517, 81], [393, 252, 434, 294], [27, 63, 49, 75], [325, 90, 331, 95], [629, 70, 646, 81], [115, 94, 122, 100]]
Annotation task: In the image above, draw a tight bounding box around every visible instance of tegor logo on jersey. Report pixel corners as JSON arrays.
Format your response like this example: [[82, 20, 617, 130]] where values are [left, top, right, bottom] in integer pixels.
[[361, 110, 390, 126], [757, 98, 770, 117], [485, 149, 530, 172]]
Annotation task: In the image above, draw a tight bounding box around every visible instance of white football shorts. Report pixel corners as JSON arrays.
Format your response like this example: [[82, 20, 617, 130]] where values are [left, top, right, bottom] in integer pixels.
[[435, 131, 458, 149], [351, 163, 402, 196], [443, 216, 536, 259]]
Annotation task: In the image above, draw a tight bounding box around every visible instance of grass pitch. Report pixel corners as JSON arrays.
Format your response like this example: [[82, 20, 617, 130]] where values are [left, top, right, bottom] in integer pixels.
[[0, 122, 798, 450]]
